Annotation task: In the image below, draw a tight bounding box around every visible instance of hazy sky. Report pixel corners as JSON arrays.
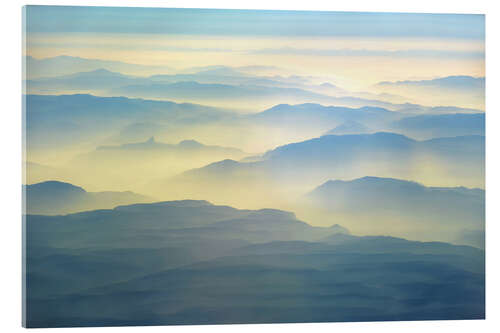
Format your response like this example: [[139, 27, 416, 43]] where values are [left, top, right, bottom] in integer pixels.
[[25, 6, 485, 89]]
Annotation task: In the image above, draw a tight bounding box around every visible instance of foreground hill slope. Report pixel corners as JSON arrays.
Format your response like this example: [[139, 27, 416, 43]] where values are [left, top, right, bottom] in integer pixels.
[[25, 200, 484, 327]]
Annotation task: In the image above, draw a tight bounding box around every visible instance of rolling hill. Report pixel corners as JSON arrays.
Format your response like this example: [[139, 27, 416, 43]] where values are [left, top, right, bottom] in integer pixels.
[[306, 176, 484, 248], [174, 132, 484, 190], [25, 201, 483, 327], [24, 181, 152, 215], [374, 75, 485, 110], [390, 113, 485, 139]]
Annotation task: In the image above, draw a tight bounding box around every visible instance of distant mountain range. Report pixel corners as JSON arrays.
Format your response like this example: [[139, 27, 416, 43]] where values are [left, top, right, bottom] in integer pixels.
[[26, 96, 484, 207], [97, 136, 244, 155], [25, 200, 484, 327], [66, 137, 248, 191], [375, 76, 485, 110], [324, 120, 372, 135], [26, 55, 173, 79], [262, 132, 484, 170], [25, 56, 283, 79], [26, 69, 394, 110], [306, 176, 484, 248], [161, 132, 484, 226], [251, 103, 400, 129], [26, 68, 152, 92], [390, 113, 485, 139], [26, 199, 350, 250], [25, 94, 230, 149], [248, 103, 483, 139], [24, 181, 152, 215], [25, 68, 484, 112], [377, 75, 485, 89], [25, 94, 485, 154], [23, 54, 486, 328], [309, 176, 484, 205], [177, 132, 484, 187]]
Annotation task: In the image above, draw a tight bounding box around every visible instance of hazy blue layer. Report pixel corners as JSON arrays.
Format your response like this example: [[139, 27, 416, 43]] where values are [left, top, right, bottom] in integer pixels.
[[25, 6, 484, 39], [25, 201, 484, 327]]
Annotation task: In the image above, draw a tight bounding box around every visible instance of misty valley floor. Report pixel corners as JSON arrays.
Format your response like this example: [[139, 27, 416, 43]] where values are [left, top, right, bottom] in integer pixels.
[[24, 200, 485, 327]]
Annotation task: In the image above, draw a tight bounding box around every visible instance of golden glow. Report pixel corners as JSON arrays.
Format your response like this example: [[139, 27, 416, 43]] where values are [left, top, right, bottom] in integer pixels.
[[25, 25, 485, 243], [27, 33, 484, 90]]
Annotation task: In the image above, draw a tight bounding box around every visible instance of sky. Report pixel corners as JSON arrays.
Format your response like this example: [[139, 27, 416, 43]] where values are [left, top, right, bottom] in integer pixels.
[[24, 6, 485, 89]]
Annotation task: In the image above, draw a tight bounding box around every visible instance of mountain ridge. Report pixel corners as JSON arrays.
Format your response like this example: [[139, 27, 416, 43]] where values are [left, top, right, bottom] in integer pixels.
[[25, 180, 152, 215]]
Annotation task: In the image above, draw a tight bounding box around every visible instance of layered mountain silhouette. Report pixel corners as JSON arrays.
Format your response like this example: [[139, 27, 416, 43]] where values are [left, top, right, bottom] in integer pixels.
[[110, 81, 382, 110], [375, 76, 485, 110], [251, 103, 400, 131], [324, 120, 372, 135], [25, 200, 484, 327], [26, 68, 151, 92], [26, 55, 173, 79], [25, 69, 484, 113], [26, 94, 485, 155], [24, 181, 152, 215], [377, 75, 485, 90], [390, 113, 485, 139], [27, 200, 349, 247], [25, 94, 230, 149], [23, 55, 486, 328], [67, 137, 248, 190], [97, 136, 243, 155], [25, 68, 376, 111], [255, 103, 395, 120], [159, 132, 484, 239], [262, 132, 483, 164], [306, 176, 484, 247], [309, 176, 484, 206], [173, 132, 485, 193], [249, 103, 483, 139]]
